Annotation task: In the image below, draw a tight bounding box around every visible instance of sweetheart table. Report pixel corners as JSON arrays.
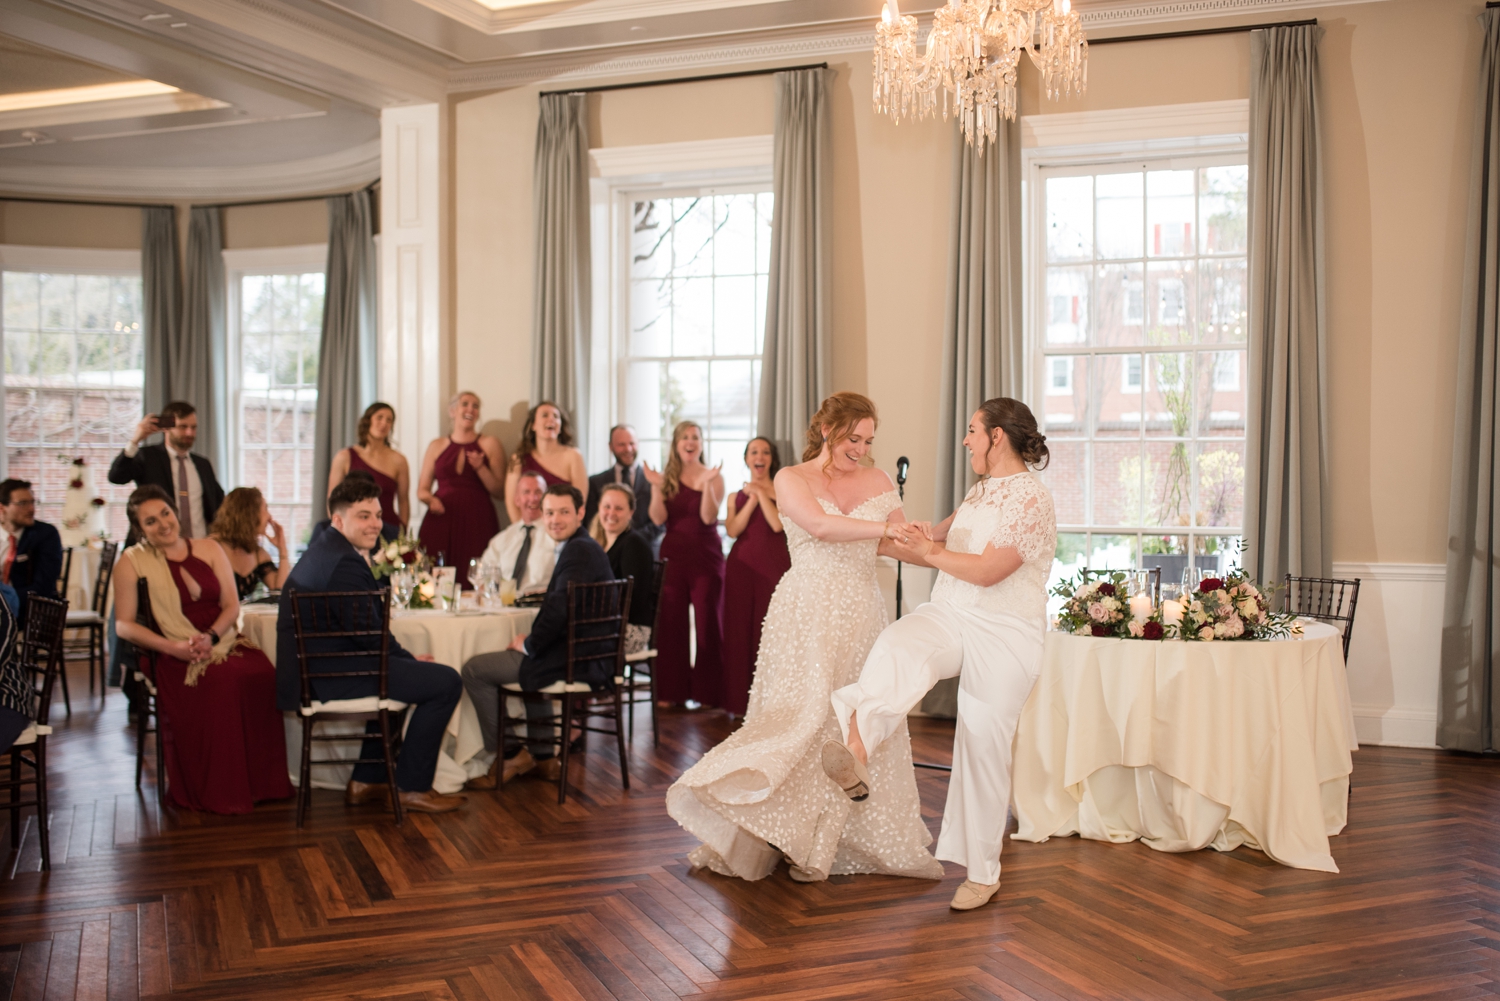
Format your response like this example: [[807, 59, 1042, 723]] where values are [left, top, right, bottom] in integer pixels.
[[1010, 621, 1358, 872], [239, 603, 536, 794]]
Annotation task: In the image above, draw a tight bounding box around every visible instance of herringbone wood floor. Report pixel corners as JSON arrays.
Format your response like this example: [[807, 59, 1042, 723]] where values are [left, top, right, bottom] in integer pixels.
[[2, 659, 1497, 1000]]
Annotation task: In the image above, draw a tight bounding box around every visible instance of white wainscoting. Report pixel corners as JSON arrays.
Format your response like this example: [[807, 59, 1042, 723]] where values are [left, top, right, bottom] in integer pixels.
[[1332, 562, 1445, 748]]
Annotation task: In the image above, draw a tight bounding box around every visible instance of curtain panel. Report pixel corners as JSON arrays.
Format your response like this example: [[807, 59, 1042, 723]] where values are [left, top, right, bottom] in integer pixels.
[[757, 67, 832, 460], [1438, 9, 1500, 753], [1243, 25, 1331, 584], [311, 190, 378, 516], [531, 93, 591, 424], [140, 205, 179, 418], [180, 206, 227, 475]]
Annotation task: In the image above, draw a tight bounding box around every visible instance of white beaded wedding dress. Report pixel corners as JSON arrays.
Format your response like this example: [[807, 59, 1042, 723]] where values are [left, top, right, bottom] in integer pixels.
[[665, 489, 943, 882]]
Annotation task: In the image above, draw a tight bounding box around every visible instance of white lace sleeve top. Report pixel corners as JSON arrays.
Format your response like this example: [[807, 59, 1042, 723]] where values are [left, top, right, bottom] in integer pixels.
[[929, 471, 1057, 624]]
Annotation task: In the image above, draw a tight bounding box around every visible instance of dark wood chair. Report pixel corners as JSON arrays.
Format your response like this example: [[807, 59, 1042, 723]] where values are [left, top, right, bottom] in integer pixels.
[[500, 578, 632, 805], [287, 586, 407, 828], [66, 540, 118, 695], [2, 595, 68, 870], [1283, 574, 1363, 663], [130, 578, 165, 792], [619, 559, 667, 747], [51, 547, 73, 717]]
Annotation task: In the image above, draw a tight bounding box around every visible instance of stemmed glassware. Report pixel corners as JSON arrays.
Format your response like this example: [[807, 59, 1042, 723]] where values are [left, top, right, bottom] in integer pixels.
[[392, 569, 414, 610], [1181, 566, 1203, 596]]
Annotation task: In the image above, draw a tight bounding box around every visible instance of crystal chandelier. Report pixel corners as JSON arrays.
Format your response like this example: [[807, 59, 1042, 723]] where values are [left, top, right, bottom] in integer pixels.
[[874, 0, 1087, 149]]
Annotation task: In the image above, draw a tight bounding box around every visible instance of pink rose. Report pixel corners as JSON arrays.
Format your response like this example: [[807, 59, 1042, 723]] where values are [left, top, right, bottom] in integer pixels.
[[1128, 620, 1145, 637], [1089, 601, 1110, 622], [1198, 625, 1215, 641]]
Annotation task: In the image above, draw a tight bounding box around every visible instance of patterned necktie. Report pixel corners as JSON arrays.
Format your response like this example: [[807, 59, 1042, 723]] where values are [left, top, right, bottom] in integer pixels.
[[512, 524, 533, 584], [1, 533, 16, 585], [175, 454, 194, 538]]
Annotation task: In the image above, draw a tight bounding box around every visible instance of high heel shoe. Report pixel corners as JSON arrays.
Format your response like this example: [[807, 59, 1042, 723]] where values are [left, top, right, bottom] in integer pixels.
[[820, 740, 871, 802]]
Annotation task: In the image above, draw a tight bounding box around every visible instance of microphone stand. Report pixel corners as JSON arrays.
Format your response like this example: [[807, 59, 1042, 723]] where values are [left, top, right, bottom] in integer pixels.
[[894, 456, 951, 774]]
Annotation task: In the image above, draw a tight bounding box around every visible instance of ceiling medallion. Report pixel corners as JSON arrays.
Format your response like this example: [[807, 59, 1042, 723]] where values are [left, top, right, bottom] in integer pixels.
[[873, 0, 1087, 149]]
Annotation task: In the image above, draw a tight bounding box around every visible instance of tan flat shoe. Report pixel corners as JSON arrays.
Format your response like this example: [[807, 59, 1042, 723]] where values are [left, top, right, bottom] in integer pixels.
[[788, 863, 825, 883], [950, 879, 1001, 911], [820, 740, 871, 802]]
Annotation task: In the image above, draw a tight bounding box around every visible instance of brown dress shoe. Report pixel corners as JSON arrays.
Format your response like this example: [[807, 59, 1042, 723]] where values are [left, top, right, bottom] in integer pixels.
[[398, 789, 466, 814], [345, 780, 391, 806], [535, 756, 563, 782], [465, 756, 502, 791], [500, 748, 537, 784]]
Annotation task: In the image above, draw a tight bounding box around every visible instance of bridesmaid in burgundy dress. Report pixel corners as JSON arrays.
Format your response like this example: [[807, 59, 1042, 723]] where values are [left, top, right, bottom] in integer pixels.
[[327, 402, 410, 540], [417, 391, 505, 586], [112, 486, 292, 814], [645, 421, 726, 709], [721, 437, 791, 718], [503, 401, 588, 524]]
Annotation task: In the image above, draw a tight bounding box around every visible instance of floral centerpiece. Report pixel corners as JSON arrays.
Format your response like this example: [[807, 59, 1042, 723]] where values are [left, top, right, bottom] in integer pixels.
[[1053, 567, 1302, 642], [371, 534, 438, 609], [1054, 571, 1163, 639]]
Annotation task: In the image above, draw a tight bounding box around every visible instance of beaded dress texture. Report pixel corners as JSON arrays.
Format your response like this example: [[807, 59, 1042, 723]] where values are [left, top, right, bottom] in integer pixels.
[[665, 489, 943, 882]]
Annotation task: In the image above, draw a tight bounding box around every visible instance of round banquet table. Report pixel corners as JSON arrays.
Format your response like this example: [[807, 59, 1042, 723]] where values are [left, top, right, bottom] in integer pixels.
[[1010, 621, 1359, 872], [239, 603, 536, 795]]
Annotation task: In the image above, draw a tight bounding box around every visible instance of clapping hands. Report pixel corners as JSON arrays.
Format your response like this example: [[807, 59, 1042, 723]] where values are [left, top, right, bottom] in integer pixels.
[[642, 463, 665, 489]]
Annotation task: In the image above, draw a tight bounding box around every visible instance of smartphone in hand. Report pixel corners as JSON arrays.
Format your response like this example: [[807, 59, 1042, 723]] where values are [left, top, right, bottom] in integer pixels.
[[157, 413, 176, 429]]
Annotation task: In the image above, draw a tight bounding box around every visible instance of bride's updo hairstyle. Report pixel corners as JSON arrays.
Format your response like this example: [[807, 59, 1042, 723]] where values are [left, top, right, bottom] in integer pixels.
[[977, 397, 1049, 470], [803, 392, 880, 467]]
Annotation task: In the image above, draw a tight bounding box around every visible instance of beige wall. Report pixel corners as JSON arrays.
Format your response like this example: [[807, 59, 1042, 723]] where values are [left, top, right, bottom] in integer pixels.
[[222, 199, 327, 249], [452, 0, 1479, 567], [0, 199, 141, 248]]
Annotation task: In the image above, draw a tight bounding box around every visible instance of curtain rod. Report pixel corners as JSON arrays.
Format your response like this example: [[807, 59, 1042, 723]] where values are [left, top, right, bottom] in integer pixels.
[[1088, 17, 1317, 46], [539, 61, 828, 97], [0, 179, 379, 212]]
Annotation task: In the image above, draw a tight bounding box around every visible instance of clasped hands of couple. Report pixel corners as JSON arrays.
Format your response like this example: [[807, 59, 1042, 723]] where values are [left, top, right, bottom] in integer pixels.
[[881, 519, 942, 563]]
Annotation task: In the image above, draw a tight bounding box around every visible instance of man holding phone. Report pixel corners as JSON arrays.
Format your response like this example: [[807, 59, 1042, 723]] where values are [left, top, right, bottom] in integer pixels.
[[108, 400, 224, 543]]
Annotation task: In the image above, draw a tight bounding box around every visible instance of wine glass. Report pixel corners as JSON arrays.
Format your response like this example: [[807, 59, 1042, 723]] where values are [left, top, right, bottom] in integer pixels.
[[393, 569, 414, 609], [1181, 566, 1202, 595]]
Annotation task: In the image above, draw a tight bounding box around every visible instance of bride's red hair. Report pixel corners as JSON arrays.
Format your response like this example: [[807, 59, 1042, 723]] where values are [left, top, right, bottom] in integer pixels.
[[802, 392, 880, 465]]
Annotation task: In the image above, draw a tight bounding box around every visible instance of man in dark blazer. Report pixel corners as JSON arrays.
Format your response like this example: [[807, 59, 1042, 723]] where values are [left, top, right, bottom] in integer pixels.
[[460, 482, 617, 789], [276, 476, 466, 815], [585, 424, 662, 550], [108, 401, 224, 542], [0, 480, 62, 613]]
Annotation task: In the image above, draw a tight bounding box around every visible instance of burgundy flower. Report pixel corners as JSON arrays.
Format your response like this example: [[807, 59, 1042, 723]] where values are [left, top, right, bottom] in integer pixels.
[[90, 498, 106, 507], [1142, 620, 1164, 640], [1091, 623, 1113, 637], [1097, 582, 1117, 597], [72, 457, 86, 466], [69, 479, 84, 489], [1198, 577, 1225, 593]]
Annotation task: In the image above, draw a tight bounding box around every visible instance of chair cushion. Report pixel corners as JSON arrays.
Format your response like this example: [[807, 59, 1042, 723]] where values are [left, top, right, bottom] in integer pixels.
[[299, 697, 409, 717], [11, 724, 53, 746], [624, 649, 657, 664], [501, 680, 592, 694], [614, 675, 652, 688], [132, 671, 158, 696], [66, 610, 103, 626]]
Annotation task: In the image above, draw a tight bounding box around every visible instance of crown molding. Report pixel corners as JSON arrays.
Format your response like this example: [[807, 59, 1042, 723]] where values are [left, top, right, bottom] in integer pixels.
[[0, 92, 229, 133], [590, 134, 772, 177], [1023, 99, 1248, 148], [0, 139, 379, 201], [411, 0, 781, 36], [1081, 0, 1390, 31]]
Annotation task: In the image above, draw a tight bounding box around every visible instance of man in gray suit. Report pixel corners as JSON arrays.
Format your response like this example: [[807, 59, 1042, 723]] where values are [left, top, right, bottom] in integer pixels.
[[584, 424, 662, 550]]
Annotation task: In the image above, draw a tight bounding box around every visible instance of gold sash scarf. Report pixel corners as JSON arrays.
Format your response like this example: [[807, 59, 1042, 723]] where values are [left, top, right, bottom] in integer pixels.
[[125, 542, 239, 686]]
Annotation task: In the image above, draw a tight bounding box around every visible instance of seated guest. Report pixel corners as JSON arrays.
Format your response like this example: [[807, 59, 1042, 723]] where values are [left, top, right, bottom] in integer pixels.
[[211, 487, 291, 600], [476, 470, 555, 594], [112, 485, 292, 814], [461, 484, 616, 790], [307, 470, 379, 551], [590, 483, 655, 655], [585, 424, 663, 550], [0, 587, 28, 752], [0, 479, 63, 612], [277, 477, 465, 815]]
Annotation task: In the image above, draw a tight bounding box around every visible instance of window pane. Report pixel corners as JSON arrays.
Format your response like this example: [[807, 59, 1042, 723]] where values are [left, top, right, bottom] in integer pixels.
[[1045, 267, 1089, 345], [630, 279, 670, 356], [709, 360, 755, 440], [1199, 165, 1248, 255], [664, 360, 709, 428], [715, 195, 758, 275], [1195, 442, 1245, 529], [713, 275, 756, 356], [672, 197, 714, 277], [4, 273, 39, 332], [1198, 259, 1246, 344], [1090, 534, 1139, 571], [1095, 171, 1143, 260], [1095, 354, 1141, 438], [1095, 263, 1145, 346], [1038, 440, 1085, 525], [671, 277, 713, 356], [1146, 169, 1195, 257], [40, 274, 75, 331], [1147, 261, 1194, 337], [631, 200, 671, 280], [1145, 352, 1191, 439], [1041, 356, 1085, 436], [1093, 441, 1142, 526], [1046, 175, 1092, 262]]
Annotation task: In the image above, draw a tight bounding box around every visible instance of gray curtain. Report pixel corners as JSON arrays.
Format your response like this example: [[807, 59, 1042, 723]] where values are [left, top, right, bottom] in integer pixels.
[[531, 93, 591, 422], [757, 68, 832, 460], [140, 206, 179, 417], [311, 190, 378, 517], [1243, 25, 1330, 584], [1438, 9, 1500, 753], [180, 206, 227, 475], [921, 117, 1024, 719]]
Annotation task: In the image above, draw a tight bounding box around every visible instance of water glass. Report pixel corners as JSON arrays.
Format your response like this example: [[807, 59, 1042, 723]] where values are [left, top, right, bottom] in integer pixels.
[[393, 570, 414, 609], [1160, 583, 1182, 603], [500, 577, 517, 607], [1181, 566, 1202, 595], [1128, 570, 1151, 598]]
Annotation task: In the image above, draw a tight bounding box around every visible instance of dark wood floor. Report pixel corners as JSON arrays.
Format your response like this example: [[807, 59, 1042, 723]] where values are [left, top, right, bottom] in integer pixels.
[[2, 659, 1497, 1000]]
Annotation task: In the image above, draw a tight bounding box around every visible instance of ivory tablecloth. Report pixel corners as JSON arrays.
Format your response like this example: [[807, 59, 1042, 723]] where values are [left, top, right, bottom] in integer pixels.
[[239, 604, 536, 794], [1011, 621, 1358, 872]]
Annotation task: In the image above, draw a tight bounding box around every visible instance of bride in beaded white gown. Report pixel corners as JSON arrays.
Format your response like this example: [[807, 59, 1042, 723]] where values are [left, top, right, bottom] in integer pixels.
[[665, 396, 943, 884]]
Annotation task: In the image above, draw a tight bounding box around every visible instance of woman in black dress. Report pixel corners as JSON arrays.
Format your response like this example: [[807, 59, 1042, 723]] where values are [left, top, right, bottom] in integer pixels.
[[591, 483, 655, 655]]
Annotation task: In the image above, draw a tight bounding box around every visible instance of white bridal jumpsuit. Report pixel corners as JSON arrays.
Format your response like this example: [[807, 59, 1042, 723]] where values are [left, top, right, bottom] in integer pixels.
[[831, 471, 1056, 885]]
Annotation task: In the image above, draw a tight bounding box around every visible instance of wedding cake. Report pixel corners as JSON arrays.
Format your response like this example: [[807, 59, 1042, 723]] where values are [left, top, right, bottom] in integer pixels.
[[59, 456, 106, 547]]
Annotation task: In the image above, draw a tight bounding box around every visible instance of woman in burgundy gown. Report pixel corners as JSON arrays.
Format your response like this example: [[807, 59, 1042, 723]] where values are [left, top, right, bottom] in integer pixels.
[[416, 391, 504, 586], [721, 437, 791, 718], [327, 402, 410, 541], [113, 485, 292, 815], [645, 421, 726, 709], [503, 401, 588, 524]]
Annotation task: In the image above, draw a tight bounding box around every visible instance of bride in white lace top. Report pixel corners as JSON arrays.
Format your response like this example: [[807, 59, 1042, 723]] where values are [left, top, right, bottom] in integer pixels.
[[665, 393, 943, 883]]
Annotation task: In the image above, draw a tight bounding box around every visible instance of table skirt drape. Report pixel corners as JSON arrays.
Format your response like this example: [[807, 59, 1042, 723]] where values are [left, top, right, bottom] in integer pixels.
[[1011, 622, 1358, 872]]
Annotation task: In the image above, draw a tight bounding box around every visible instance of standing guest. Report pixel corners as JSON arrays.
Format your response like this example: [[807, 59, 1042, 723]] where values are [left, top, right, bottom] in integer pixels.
[[591, 483, 655, 655], [278, 477, 466, 814], [327, 402, 409, 542], [504, 402, 587, 524], [643, 421, 725, 710], [112, 485, 292, 814], [0, 479, 63, 612], [460, 484, 615, 790], [108, 401, 224, 543], [417, 391, 504, 586], [210, 487, 290, 600], [585, 424, 663, 550], [476, 471, 556, 595], [720, 437, 791, 718]]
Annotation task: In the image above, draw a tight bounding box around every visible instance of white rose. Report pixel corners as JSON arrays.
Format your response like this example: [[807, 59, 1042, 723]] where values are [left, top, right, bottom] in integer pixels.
[[1128, 619, 1145, 637]]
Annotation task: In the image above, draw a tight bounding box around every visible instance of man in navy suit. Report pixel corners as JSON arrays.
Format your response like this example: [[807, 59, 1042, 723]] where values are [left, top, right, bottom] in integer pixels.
[[108, 401, 224, 543], [0, 479, 63, 614], [585, 425, 662, 551], [460, 482, 616, 789], [277, 476, 466, 814]]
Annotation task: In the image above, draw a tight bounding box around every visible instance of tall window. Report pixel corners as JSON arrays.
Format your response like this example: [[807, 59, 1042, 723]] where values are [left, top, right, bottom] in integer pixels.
[[1033, 159, 1248, 589], [2, 258, 143, 540], [618, 189, 773, 500], [227, 249, 325, 547]]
